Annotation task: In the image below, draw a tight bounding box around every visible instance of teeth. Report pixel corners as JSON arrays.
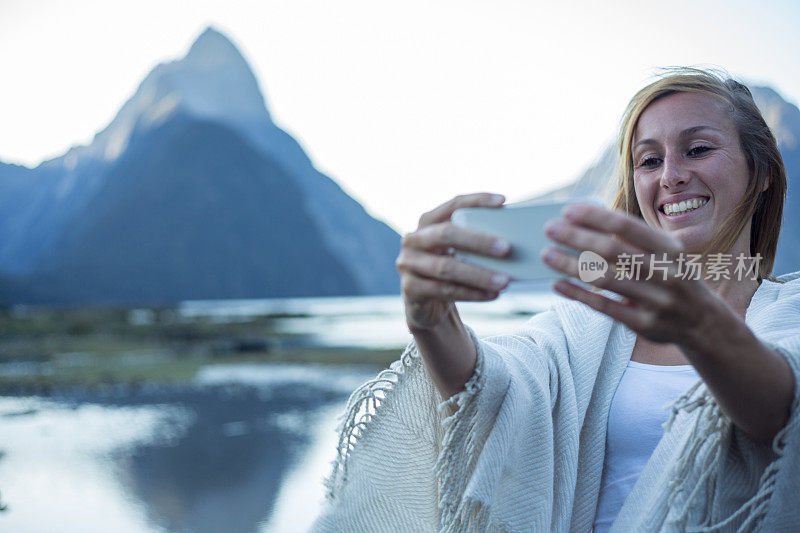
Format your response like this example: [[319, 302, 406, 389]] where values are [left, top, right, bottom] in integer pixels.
[[663, 197, 707, 216]]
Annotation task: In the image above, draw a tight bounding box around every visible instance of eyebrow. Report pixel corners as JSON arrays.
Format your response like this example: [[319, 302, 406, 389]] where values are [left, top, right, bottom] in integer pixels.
[[633, 125, 724, 150]]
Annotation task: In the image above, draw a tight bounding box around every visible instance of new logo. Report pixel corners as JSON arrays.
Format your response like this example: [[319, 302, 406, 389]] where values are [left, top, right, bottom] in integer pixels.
[[578, 251, 608, 283]]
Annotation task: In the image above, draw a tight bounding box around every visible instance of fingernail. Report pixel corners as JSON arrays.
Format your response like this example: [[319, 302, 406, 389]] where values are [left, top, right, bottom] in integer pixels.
[[491, 273, 510, 289], [545, 220, 563, 236], [542, 248, 559, 263], [562, 204, 580, 219], [492, 239, 511, 255], [490, 194, 505, 205]]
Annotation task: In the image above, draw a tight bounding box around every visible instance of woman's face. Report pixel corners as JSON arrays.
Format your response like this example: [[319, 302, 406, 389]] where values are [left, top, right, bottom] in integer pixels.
[[632, 91, 752, 255]]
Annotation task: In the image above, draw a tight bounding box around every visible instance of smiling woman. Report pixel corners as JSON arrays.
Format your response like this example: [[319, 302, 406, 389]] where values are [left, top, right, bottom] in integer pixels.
[[615, 68, 786, 281], [310, 68, 800, 532]]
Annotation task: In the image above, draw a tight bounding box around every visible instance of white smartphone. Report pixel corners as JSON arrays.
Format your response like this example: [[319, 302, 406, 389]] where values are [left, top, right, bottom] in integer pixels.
[[451, 199, 598, 281]]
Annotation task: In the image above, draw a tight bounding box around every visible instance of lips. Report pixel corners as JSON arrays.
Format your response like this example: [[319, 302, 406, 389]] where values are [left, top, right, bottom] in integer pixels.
[[658, 195, 710, 214]]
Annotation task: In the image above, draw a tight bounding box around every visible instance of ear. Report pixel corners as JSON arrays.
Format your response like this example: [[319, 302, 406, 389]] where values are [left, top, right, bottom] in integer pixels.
[[760, 177, 769, 193]]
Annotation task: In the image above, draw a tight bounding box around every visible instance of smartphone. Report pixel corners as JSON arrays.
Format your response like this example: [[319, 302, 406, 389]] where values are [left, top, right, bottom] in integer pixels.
[[451, 199, 598, 281]]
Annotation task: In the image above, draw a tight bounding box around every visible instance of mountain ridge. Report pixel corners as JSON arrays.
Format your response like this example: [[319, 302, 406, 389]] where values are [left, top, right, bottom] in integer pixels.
[[0, 27, 401, 304], [31, 113, 362, 304]]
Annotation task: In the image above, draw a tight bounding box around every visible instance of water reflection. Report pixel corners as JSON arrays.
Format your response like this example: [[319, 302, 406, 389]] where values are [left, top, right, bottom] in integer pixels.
[[0, 396, 191, 532], [127, 387, 314, 532], [0, 365, 378, 532], [1, 289, 557, 531], [260, 403, 345, 533]]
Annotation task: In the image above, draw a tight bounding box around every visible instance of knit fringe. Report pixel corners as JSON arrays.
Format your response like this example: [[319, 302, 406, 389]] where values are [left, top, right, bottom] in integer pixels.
[[434, 348, 489, 532], [432, 326, 510, 532], [689, 346, 800, 533], [322, 325, 500, 531], [644, 376, 796, 532], [321, 333, 498, 532], [322, 341, 421, 501]]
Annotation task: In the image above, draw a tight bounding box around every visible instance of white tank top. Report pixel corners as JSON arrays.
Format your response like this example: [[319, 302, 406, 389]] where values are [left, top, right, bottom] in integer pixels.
[[592, 360, 700, 532]]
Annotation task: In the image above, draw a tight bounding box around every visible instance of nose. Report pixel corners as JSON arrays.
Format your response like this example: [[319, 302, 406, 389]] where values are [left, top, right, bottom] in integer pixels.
[[660, 152, 689, 189]]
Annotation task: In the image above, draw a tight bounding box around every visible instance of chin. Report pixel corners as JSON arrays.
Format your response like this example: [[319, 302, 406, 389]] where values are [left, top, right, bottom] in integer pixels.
[[667, 231, 709, 254]]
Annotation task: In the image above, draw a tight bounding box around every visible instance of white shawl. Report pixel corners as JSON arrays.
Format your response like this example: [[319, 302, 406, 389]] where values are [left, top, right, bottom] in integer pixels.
[[311, 271, 800, 532]]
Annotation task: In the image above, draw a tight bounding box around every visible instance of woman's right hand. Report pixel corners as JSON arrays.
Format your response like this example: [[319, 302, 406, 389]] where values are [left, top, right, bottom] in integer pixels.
[[396, 192, 513, 332]]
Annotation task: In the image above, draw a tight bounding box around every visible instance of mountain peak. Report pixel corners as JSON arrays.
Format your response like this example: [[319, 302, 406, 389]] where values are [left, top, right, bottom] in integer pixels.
[[68, 26, 273, 164], [164, 26, 272, 125], [195, 26, 231, 45], [165, 26, 270, 121], [751, 85, 800, 150], [184, 26, 247, 71]]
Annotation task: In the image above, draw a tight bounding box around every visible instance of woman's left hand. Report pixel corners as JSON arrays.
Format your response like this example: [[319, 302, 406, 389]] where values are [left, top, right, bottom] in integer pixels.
[[541, 202, 722, 346]]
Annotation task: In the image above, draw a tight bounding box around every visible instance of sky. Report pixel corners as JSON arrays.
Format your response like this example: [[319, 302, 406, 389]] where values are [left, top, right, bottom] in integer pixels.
[[1, 0, 799, 234]]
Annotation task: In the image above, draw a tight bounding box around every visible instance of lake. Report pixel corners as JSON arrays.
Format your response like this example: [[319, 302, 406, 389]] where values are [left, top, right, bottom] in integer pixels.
[[0, 288, 559, 532]]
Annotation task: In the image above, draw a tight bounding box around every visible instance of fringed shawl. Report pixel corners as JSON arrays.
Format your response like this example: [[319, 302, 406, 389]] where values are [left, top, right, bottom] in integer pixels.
[[311, 271, 800, 532]]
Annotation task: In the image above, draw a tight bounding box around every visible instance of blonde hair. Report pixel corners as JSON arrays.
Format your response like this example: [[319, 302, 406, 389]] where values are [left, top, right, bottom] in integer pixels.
[[611, 67, 787, 282]]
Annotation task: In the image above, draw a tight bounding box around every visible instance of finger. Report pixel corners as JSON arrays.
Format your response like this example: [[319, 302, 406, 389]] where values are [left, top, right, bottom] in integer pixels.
[[541, 246, 672, 308], [418, 192, 505, 229], [552, 277, 657, 332], [561, 203, 682, 254], [402, 272, 500, 302], [403, 222, 512, 258], [543, 219, 681, 287], [544, 219, 647, 265], [397, 248, 510, 292], [430, 246, 456, 257]]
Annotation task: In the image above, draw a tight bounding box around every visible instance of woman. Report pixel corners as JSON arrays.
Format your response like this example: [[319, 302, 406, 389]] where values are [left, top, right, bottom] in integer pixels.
[[312, 68, 800, 531]]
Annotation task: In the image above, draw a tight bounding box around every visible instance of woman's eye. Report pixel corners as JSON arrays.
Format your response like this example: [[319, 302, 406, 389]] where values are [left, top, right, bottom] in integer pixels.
[[639, 156, 661, 169], [687, 145, 711, 157]]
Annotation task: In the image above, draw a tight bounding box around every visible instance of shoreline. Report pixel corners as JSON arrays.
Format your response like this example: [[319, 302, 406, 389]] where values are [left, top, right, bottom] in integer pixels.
[[0, 345, 403, 394], [0, 304, 408, 392]]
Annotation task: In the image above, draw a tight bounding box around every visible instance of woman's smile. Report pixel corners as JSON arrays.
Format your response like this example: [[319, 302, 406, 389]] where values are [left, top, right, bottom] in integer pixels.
[[659, 196, 710, 221]]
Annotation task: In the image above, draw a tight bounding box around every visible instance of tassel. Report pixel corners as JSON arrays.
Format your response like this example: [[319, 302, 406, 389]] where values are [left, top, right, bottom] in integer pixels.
[[686, 391, 798, 532], [323, 341, 421, 500], [321, 325, 499, 532], [434, 355, 484, 532], [434, 327, 502, 533], [643, 380, 730, 530], [647, 365, 799, 533]]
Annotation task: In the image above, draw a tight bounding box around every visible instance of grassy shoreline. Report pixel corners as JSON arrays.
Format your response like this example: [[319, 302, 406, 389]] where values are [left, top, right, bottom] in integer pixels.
[[0, 305, 406, 392], [0, 347, 402, 394]]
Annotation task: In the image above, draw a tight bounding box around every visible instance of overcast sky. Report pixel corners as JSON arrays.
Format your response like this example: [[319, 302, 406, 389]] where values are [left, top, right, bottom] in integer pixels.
[[1, 0, 799, 233]]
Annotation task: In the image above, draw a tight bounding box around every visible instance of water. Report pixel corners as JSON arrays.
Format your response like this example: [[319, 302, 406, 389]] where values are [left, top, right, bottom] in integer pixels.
[[178, 285, 558, 349], [0, 289, 559, 532], [0, 368, 376, 532]]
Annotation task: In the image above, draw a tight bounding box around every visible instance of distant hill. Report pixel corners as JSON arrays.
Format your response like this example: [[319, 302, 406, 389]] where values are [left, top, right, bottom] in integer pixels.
[[525, 85, 800, 277], [0, 27, 401, 305], [0, 274, 41, 306]]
